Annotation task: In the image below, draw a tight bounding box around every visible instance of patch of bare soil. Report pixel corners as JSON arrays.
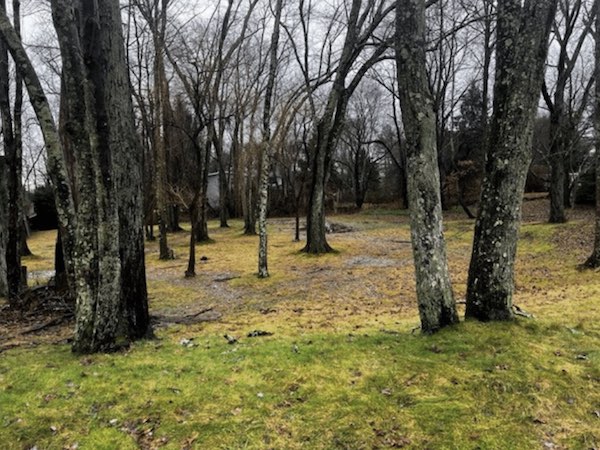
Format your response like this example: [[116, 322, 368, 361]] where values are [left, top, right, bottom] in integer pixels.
[[0, 286, 73, 353], [3, 197, 595, 351]]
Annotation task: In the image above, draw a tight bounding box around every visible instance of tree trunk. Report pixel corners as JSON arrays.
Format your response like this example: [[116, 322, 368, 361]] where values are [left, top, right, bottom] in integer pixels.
[[0, 0, 22, 304], [152, 2, 173, 260], [167, 204, 182, 232], [242, 148, 257, 235], [584, 0, 600, 268], [52, 0, 124, 353], [304, 130, 334, 253], [257, 146, 270, 276], [466, 0, 557, 321], [213, 128, 229, 228], [0, 5, 78, 299], [0, 156, 7, 298], [548, 87, 568, 223], [549, 140, 567, 223], [196, 139, 211, 242], [53, 228, 69, 291], [185, 197, 198, 278], [97, 0, 150, 339], [395, 0, 458, 334], [257, 0, 283, 278]]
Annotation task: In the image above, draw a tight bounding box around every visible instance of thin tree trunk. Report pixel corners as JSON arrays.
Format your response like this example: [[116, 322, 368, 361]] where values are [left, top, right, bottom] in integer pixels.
[[257, 0, 283, 278], [214, 127, 230, 228], [0, 6, 77, 296], [196, 139, 211, 242], [54, 228, 69, 291], [395, 0, 458, 334], [185, 197, 198, 278], [0, 156, 7, 297], [0, 0, 21, 304], [466, 0, 557, 321]]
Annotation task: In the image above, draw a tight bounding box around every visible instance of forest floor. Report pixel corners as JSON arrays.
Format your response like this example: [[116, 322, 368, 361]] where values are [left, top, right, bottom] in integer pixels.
[[0, 197, 599, 449]]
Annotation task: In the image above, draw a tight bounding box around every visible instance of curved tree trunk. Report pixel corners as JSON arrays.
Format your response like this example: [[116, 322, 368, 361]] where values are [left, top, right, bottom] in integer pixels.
[[395, 0, 458, 334], [466, 0, 557, 321], [0, 5, 78, 298]]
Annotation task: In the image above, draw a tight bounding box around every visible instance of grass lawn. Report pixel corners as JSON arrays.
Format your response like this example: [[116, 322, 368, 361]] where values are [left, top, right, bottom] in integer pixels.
[[0, 201, 599, 449]]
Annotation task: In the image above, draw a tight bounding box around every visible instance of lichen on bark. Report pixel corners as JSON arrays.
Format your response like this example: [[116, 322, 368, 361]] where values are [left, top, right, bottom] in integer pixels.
[[395, 0, 458, 333]]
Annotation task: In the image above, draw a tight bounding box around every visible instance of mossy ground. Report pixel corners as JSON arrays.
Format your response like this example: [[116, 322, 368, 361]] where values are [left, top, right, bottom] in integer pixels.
[[1, 200, 599, 449]]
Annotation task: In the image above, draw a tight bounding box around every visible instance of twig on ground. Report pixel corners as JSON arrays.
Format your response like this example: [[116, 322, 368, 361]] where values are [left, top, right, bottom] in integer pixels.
[[513, 305, 534, 319], [21, 313, 74, 335]]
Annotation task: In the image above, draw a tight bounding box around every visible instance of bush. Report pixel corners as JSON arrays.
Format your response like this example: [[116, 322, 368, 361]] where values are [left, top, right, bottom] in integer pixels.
[[30, 185, 58, 230], [574, 168, 595, 205]]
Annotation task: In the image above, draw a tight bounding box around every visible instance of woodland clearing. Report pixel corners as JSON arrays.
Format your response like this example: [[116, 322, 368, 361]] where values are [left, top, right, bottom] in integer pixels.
[[0, 198, 599, 449]]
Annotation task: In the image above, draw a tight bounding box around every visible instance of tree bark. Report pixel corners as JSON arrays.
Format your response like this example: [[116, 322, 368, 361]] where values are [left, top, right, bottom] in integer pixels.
[[195, 139, 211, 242], [0, 5, 78, 296], [52, 0, 124, 353], [185, 196, 198, 278], [466, 0, 557, 321], [395, 0, 458, 333], [549, 134, 567, 223], [0, 0, 22, 304], [0, 156, 7, 298], [94, 0, 150, 339], [257, 0, 283, 278]]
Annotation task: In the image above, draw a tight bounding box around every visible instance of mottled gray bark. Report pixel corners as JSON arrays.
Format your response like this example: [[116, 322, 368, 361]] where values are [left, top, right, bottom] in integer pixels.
[[91, 0, 150, 339], [52, 0, 123, 353], [257, 0, 283, 278], [0, 7, 78, 291], [466, 0, 557, 321], [257, 142, 271, 275], [395, 0, 458, 333]]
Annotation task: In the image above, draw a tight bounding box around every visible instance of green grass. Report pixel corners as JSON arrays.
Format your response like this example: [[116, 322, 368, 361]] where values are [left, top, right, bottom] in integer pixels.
[[2, 208, 600, 449], [1, 320, 598, 449]]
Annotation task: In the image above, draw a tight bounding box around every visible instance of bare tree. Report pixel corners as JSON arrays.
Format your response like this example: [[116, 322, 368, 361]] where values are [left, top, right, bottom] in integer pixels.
[[542, 0, 595, 223], [0, 0, 150, 352], [335, 83, 385, 209], [133, 0, 175, 260], [257, 0, 284, 278], [466, 0, 557, 321], [299, 0, 395, 253], [396, 0, 458, 333]]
